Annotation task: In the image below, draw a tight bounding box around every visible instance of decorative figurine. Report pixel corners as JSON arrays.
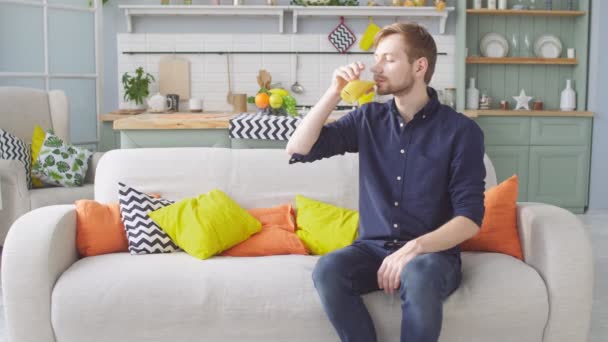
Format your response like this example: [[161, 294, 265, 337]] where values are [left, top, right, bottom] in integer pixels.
[[513, 89, 533, 110]]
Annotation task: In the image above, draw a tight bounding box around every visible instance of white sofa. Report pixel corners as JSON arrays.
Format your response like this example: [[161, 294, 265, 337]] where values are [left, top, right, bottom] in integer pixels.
[[2, 147, 593, 342]]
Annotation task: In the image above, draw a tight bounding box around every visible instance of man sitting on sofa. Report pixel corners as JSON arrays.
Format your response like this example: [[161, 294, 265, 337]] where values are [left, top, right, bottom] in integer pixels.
[[286, 23, 486, 342]]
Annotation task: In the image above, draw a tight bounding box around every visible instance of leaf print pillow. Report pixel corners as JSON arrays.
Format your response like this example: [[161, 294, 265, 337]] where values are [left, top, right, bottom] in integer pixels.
[[31, 131, 93, 187]]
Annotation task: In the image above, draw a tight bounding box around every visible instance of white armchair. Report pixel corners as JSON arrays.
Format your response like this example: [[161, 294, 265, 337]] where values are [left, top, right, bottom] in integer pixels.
[[0, 86, 103, 245]]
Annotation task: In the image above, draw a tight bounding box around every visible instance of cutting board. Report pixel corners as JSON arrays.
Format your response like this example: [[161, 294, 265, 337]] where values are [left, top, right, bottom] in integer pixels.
[[159, 56, 190, 100]]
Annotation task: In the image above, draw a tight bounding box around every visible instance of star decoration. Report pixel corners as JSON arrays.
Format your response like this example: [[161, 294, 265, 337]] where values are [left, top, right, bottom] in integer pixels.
[[513, 89, 533, 110]]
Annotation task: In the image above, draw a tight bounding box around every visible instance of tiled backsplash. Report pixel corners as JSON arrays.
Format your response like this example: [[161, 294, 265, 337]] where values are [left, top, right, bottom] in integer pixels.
[[117, 33, 455, 112]]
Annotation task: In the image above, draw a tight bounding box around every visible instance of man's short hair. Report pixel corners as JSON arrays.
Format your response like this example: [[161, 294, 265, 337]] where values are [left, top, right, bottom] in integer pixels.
[[373, 23, 437, 84]]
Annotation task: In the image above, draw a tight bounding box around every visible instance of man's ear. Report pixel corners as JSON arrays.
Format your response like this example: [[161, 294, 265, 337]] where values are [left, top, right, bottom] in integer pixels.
[[416, 58, 428, 74]]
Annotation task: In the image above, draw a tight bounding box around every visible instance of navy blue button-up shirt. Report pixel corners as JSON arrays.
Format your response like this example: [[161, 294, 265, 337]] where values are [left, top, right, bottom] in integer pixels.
[[289, 87, 486, 256]]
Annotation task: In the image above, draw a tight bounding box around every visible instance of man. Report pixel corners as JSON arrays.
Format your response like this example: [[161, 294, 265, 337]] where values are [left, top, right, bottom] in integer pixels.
[[285, 23, 486, 342]]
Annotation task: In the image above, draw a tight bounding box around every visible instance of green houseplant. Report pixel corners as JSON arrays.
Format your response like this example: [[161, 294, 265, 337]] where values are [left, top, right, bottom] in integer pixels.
[[121, 67, 155, 109]]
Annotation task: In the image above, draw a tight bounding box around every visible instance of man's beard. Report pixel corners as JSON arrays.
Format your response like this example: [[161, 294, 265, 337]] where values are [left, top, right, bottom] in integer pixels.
[[375, 75, 415, 97]]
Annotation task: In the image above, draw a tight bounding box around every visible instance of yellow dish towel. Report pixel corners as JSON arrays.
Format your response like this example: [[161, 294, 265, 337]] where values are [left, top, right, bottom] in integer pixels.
[[359, 18, 381, 51]]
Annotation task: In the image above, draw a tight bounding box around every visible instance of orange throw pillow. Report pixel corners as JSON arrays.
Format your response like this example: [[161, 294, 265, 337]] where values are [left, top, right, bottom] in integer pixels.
[[460, 175, 523, 260], [75, 193, 161, 257], [75, 200, 128, 257], [222, 204, 308, 256]]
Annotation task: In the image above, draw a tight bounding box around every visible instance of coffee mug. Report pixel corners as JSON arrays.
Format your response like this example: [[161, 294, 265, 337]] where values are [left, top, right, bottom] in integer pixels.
[[166, 94, 179, 112], [340, 80, 376, 105], [189, 98, 202, 112]]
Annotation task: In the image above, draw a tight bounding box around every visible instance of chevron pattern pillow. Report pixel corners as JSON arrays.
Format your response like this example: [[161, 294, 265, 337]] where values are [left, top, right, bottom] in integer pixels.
[[0, 129, 32, 188], [118, 182, 180, 254]]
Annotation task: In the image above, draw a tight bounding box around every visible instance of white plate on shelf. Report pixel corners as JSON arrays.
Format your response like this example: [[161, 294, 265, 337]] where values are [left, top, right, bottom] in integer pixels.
[[480, 33, 509, 58], [534, 34, 563, 58]]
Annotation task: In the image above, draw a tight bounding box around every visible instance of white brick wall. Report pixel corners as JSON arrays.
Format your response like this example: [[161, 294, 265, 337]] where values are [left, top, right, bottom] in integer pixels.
[[117, 33, 455, 112]]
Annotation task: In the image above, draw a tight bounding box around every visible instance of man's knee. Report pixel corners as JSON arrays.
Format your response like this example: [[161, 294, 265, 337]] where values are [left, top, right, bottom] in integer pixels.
[[312, 253, 349, 293], [400, 254, 444, 296]]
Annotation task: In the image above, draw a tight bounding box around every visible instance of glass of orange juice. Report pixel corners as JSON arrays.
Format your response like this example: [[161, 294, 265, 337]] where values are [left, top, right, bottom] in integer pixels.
[[340, 80, 376, 105]]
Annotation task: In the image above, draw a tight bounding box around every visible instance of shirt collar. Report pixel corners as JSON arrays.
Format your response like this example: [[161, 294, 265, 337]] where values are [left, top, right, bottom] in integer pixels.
[[389, 86, 440, 121]]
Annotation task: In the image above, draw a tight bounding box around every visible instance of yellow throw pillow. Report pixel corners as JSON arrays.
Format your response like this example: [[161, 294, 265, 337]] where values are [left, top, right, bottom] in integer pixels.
[[148, 189, 261, 260], [30, 125, 47, 188], [295, 195, 359, 255]]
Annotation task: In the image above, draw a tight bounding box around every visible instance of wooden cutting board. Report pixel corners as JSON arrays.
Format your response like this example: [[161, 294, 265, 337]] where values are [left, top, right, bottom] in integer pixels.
[[159, 56, 190, 100]]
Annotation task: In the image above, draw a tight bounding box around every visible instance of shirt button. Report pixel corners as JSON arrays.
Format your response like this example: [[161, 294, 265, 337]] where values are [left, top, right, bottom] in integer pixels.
[[397, 176, 401, 181], [394, 201, 399, 207], [393, 223, 399, 229], [400, 149, 405, 154], [422, 115, 427, 119], [400, 123, 404, 127]]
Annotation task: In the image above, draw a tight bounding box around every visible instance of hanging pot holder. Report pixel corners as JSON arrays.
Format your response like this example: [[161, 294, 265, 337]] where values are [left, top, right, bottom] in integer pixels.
[[328, 16, 357, 54]]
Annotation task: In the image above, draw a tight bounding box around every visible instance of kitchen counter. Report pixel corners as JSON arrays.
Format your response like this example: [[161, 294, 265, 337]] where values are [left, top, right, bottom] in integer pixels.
[[102, 111, 347, 130]]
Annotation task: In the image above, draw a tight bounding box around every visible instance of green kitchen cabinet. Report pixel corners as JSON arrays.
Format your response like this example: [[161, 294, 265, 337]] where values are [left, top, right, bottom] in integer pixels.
[[100, 121, 120, 152], [478, 116, 592, 213], [484, 145, 530, 202], [230, 139, 287, 149], [476, 117, 530, 146], [119, 129, 231, 149], [527, 145, 590, 213]]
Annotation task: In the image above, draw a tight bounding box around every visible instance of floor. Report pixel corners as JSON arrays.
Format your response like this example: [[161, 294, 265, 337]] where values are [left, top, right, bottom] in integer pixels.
[[0, 210, 606, 341]]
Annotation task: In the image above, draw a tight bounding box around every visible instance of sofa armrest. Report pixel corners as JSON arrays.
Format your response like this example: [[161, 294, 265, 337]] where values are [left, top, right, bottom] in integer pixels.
[[1, 205, 79, 342], [0, 159, 31, 245], [517, 202, 593, 342], [84, 151, 104, 184]]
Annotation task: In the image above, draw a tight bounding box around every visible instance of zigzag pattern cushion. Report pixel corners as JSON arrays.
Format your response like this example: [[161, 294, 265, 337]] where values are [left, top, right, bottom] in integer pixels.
[[0, 129, 32, 188], [118, 182, 180, 254]]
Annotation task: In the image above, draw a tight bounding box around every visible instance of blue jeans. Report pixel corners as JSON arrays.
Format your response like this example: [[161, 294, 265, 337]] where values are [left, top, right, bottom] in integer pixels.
[[312, 240, 462, 342]]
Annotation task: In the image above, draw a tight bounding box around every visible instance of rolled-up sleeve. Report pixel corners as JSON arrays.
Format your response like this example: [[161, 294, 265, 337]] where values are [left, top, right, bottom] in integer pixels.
[[448, 119, 486, 227], [289, 109, 360, 164]]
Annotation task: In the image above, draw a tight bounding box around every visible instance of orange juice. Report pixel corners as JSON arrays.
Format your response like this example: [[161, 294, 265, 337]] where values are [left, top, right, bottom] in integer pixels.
[[340, 80, 376, 104]]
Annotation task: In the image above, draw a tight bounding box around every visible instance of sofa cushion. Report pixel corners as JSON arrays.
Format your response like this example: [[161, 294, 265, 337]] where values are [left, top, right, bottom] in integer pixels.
[[222, 204, 308, 257], [461, 175, 523, 260], [0, 128, 32, 188], [118, 182, 179, 255], [31, 129, 92, 187], [148, 189, 262, 260], [295, 195, 359, 255], [51, 252, 547, 342], [29, 183, 94, 209]]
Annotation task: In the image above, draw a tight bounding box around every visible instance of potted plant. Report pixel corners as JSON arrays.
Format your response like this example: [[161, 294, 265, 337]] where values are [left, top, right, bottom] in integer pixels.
[[121, 67, 155, 110]]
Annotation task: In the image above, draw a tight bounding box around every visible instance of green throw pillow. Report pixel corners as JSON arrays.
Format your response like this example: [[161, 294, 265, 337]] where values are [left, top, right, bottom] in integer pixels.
[[148, 189, 262, 260], [295, 195, 359, 255], [31, 131, 92, 187]]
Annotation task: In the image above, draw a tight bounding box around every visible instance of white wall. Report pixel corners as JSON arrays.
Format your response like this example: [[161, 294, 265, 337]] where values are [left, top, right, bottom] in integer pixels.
[[117, 33, 456, 112]]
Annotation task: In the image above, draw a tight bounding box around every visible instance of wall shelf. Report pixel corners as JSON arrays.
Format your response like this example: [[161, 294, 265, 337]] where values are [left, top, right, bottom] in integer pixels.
[[464, 110, 593, 118], [291, 6, 455, 34], [466, 9, 585, 16], [119, 5, 455, 34], [466, 57, 578, 65], [119, 5, 288, 33]]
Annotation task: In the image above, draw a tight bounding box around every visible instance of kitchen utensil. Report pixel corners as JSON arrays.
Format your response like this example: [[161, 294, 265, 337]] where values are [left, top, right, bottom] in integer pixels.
[[291, 53, 305, 94], [226, 54, 233, 104], [359, 17, 381, 51], [534, 34, 562, 58], [159, 55, 190, 100], [189, 98, 202, 112], [328, 16, 356, 54], [340, 80, 375, 104], [480, 33, 509, 58], [232, 93, 247, 113], [166, 94, 179, 112], [257, 69, 272, 89], [147, 93, 167, 113]]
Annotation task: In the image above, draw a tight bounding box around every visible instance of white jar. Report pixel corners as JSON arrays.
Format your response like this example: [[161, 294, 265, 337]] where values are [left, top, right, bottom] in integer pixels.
[[498, 0, 507, 10], [560, 79, 576, 111], [473, 0, 482, 9], [488, 0, 497, 9], [466, 78, 480, 110]]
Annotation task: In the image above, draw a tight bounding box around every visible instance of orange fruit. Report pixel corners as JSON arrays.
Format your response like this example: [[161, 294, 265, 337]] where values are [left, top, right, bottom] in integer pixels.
[[255, 92, 270, 109]]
